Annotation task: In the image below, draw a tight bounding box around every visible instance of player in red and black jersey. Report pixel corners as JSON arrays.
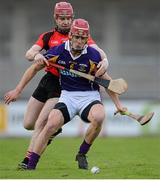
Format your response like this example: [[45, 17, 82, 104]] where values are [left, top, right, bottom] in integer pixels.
[[4, 2, 109, 170]]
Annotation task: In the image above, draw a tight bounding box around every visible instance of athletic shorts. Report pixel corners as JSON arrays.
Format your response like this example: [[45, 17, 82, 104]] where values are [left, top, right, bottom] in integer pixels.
[[32, 72, 61, 103], [58, 90, 102, 121]]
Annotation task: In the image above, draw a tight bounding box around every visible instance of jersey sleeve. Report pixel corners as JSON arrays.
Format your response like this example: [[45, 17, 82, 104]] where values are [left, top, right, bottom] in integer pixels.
[[88, 47, 101, 64], [44, 44, 64, 60], [43, 47, 57, 60], [87, 36, 96, 45], [35, 32, 47, 48]]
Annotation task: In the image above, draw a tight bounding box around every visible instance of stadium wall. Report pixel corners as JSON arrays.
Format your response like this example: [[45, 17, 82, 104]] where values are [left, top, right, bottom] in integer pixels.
[[0, 101, 159, 137]]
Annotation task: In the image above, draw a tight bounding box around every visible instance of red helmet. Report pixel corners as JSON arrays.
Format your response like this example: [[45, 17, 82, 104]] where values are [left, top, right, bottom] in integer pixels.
[[70, 19, 90, 37], [54, 2, 74, 18]]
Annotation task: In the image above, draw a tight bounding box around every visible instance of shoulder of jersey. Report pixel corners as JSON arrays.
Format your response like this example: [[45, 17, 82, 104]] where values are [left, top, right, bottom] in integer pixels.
[[87, 46, 101, 59], [49, 43, 65, 55]]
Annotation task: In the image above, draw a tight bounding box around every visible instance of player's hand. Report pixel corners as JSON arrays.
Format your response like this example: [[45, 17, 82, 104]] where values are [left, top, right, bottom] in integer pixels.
[[4, 89, 20, 105], [34, 53, 49, 66], [95, 58, 108, 77]]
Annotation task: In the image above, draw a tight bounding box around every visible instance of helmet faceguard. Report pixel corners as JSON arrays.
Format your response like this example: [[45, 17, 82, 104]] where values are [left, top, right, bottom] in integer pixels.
[[69, 19, 90, 53], [54, 2, 74, 34]]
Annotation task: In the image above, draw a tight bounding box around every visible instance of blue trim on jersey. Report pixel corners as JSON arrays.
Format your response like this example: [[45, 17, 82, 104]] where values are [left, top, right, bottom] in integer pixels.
[[45, 42, 101, 91]]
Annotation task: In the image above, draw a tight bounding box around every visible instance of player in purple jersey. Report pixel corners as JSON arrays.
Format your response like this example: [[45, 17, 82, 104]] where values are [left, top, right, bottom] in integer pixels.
[[44, 43, 102, 91], [26, 19, 127, 170]]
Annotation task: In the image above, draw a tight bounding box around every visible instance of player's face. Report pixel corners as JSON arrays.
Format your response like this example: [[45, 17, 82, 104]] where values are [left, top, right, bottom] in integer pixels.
[[71, 35, 88, 51], [55, 16, 73, 31]]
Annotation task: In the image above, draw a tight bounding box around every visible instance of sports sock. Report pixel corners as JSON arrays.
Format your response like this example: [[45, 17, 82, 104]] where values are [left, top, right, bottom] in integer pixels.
[[27, 152, 40, 170], [21, 151, 32, 164], [78, 140, 92, 155]]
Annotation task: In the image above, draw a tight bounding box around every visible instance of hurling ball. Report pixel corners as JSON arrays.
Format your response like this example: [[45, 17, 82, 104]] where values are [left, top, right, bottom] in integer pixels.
[[91, 166, 100, 174]]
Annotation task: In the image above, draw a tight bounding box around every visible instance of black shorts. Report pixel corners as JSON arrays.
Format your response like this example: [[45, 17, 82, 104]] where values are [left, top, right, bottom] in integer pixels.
[[32, 72, 61, 103]]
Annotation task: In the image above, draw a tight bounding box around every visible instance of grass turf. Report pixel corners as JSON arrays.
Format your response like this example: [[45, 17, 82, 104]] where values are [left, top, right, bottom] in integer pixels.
[[0, 136, 160, 179]]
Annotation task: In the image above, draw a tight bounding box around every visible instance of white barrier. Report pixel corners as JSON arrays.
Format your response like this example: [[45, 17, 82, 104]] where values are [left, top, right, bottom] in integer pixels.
[[0, 100, 159, 137]]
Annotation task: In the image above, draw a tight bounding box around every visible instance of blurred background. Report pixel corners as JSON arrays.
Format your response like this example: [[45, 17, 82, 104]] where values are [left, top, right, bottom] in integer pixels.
[[0, 0, 160, 137]]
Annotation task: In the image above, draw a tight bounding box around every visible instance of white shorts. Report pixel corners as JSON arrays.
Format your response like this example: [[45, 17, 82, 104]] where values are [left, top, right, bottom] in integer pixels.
[[58, 90, 101, 120]]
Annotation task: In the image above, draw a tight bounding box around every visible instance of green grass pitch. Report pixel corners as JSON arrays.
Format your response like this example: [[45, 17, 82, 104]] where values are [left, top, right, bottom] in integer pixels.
[[0, 136, 160, 179]]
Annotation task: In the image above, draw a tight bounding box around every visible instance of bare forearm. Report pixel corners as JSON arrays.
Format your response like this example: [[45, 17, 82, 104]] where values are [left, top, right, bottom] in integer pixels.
[[101, 72, 121, 108], [102, 72, 124, 109], [107, 90, 121, 107], [25, 44, 42, 61], [15, 64, 43, 93], [4, 63, 44, 104]]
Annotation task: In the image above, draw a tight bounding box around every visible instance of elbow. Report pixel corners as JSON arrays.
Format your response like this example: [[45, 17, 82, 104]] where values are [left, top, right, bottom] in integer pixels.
[[25, 50, 34, 61]]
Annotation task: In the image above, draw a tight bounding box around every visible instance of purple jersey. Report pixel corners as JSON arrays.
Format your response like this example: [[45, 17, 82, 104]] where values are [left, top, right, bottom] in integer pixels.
[[45, 40, 101, 91]]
